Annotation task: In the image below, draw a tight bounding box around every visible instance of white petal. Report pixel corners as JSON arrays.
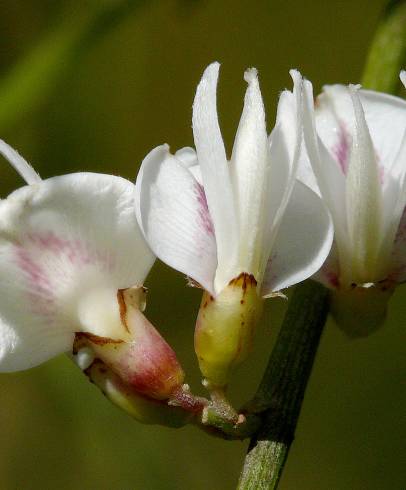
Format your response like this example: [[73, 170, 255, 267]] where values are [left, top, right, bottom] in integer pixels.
[[258, 71, 304, 282], [345, 86, 383, 282], [261, 180, 333, 294], [268, 70, 303, 218], [135, 145, 217, 294], [311, 241, 340, 289], [230, 68, 270, 280], [303, 80, 347, 222], [174, 147, 198, 168], [316, 84, 406, 180], [400, 70, 406, 88], [302, 79, 350, 278], [0, 173, 154, 371], [275, 70, 303, 167], [379, 133, 406, 275], [296, 144, 320, 195], [0, 139, 41, 184], [192, 62, 239, 293], [174, 147, 202, 183], [389, 199, 406, 282]]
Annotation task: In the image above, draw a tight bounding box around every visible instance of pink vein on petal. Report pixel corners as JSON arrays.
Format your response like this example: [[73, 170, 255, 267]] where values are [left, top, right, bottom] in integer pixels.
[[15, 246, 56, 318], [13, 231, 116, 319], [195, 183, 215, 236], [333, 122, 350, 175], [26, 231, 115, 270]]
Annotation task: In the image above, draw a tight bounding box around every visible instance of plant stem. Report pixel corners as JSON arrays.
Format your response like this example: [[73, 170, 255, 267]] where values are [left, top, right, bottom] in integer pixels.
[[237, 281, 329, 490], [201, 406, 261, 440], [362, 0, 406, 93]]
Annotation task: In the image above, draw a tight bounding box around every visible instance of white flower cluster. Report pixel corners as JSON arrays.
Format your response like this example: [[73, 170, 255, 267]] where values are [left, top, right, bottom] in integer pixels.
[[1, 63, 405, 392]]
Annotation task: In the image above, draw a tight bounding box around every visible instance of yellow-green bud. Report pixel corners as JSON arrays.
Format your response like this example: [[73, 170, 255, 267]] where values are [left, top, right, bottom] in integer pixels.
[[194, 273, 263, 388]]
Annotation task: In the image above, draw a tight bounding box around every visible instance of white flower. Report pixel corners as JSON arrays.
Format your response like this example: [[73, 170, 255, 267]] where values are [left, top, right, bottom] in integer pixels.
[[136, 62, 332, 299], [135, 63, 333, 386], [0, 140, 185, 400], [300, 73, 406, 335]]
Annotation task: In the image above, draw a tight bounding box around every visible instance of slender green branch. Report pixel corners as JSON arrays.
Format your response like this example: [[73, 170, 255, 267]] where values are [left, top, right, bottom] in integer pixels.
[[201, 405, 261, 440], [237, 281, 330, 490], [0, 0, 146, 131], [362, 0, 406, 93]]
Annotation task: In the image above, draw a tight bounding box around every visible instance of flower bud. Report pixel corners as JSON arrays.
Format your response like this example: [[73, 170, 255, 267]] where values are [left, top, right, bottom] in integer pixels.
[[74, 286, 185, 400], [84, 360, 191, 427], [330, 281, 395, 337], [194, 273, 263, 388]]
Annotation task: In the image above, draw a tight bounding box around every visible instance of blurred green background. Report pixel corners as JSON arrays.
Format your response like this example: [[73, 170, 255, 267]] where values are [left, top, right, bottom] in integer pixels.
[[0, 0, 405, 489]]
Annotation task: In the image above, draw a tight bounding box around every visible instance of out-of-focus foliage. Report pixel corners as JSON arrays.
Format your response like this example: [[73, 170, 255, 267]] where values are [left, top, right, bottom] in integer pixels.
[[0, 1, 405, 489]]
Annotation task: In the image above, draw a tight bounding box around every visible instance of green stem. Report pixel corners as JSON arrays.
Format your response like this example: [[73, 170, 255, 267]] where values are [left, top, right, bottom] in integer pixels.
[[0, 0, 146, 132], [201, 406, 261, 440], [362, 0, 406, 93], [237, 281, 329, 490]]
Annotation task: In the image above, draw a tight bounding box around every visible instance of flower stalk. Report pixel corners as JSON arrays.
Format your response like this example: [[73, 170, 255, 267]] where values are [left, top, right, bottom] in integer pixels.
[[237, 281, 329, 489]]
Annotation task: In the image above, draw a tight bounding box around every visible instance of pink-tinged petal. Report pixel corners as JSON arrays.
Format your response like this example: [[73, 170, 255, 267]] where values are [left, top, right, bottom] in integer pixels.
[[332, 122, 351, 174], [303, 80, 347, 223], [0, 139, 41, 184], [316, 84, 406, 182], [261, 180, 333, 295], [388, 196, 406, 283], [0, 172, 154, 372], [302, 79, 350, 277], [135, 145, 217, 294], [76, 288, 185, 401], [379, 133, 406, 273], [192, 62, 239, 293], [312, 241, 340, 289]]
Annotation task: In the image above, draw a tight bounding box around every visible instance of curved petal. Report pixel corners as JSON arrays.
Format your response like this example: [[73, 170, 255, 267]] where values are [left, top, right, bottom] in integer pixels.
[[267, 70, 303, 227], [192, 62, 238, 293], [379, 138, 406, 275], [0, 172, 154, 372], [400, 70, 406, 88], [135, 145, 217, 294], [302, 79, 351, 279], [296, 145, 320, 195], [0, 139, 41, 184], [261, 180, 333, 295], [174, 146, 198, 168], [312, 241, 340, 289], [345, 86, 383, 283], [230, 68, 270, 279], [303, 80, 347, 224], [259, 70, 304, 283], [174, 147, 202, 183], [389, 200, 406, 282], [316, 84, 406, 179], [275, 70, 303, 168]]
